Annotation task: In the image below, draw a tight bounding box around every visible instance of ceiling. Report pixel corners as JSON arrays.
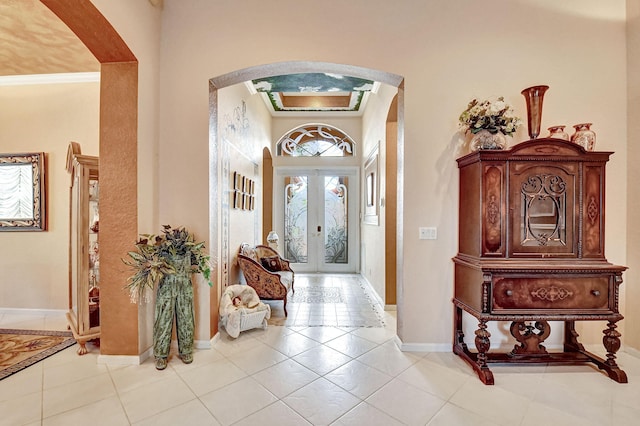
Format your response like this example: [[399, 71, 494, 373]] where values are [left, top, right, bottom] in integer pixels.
[[1, 1, 377, 115], [0, 0, 99, 77], [250, 73, 377, 115]]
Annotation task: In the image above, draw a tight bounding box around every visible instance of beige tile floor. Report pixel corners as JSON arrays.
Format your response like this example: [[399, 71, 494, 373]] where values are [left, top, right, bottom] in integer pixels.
[[2, 276, 640, 425]]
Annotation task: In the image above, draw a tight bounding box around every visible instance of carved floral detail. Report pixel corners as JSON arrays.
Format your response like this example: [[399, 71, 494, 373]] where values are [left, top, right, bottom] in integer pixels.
[[587, 195, 599, 225], [530, 286, 573, 302], [487, 195, 499, 224]]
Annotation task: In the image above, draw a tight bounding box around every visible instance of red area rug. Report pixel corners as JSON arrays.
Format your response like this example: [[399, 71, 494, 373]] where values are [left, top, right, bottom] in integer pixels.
[[0, 329, 75, 380]]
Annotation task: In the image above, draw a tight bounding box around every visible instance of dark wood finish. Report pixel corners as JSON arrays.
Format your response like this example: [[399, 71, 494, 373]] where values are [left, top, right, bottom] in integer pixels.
[[453, 138, 627, 384]]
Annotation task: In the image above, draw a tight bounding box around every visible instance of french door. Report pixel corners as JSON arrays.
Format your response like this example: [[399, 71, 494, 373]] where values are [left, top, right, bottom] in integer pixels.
[[275, 168, 358, 273]]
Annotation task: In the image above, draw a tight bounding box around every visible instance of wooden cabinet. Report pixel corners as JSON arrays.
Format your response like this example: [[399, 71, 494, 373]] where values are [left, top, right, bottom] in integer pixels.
[[453, 138, 627, 384], [65, 142, 100, 354]]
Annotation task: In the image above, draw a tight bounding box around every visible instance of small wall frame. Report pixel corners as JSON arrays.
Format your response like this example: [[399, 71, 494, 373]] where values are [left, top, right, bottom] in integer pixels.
[[231, 170, 256, 210], [0, 152, 46, 231], [363, 143, 379, 225]]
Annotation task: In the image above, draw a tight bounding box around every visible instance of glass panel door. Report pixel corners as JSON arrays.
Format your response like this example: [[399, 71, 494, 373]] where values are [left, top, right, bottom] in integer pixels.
[[284, 176, 309, 264], [280, 169, 357, 272], [323, 175, 348, 265]]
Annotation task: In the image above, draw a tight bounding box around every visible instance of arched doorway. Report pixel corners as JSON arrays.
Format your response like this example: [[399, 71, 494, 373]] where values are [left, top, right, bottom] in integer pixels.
[[41, 0, 140, 355], [209, 61, 405, 333]]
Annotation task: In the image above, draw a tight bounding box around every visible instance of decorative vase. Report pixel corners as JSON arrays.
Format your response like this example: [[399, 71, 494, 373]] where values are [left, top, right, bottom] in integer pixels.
[[521, 85, 549, 139], [470, 129, 507, 151], [547, 125, 569, 141], [571, 123, 596, 151]]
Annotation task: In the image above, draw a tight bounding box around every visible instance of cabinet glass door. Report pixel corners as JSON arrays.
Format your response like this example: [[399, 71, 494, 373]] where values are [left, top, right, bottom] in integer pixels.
[[509, 163, 576, 256]]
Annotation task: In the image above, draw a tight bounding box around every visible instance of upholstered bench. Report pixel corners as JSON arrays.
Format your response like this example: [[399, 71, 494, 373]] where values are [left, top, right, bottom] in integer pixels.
[[237, 243, 294, 316]]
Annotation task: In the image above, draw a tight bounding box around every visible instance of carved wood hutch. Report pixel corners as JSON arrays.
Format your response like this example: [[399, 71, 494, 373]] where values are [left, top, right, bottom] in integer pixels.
[[66, 142, 100, 354], [453, 138, 627, 385]]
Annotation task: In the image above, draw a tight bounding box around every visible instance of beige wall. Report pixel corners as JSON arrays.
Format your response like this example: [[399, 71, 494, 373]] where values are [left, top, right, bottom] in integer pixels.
[[218, 83, 272, 290], [626, 0, 640, 353], [361, 83, 397, 303], [156, 0, 628, 348], [8, 0, 630, 352], [0, 82, 99, 310]]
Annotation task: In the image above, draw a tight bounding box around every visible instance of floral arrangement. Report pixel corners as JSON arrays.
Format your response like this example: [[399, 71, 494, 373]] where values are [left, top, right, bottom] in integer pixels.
[[458, 96, 522, 136], [122, 225, 212, 303]]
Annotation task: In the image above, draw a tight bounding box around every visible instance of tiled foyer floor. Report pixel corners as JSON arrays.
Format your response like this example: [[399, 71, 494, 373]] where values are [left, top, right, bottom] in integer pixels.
[[2, 280, 640, 424]]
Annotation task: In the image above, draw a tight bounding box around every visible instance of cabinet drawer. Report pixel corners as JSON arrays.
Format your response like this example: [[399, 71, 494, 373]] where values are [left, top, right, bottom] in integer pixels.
[[492, 276, 610, 312]]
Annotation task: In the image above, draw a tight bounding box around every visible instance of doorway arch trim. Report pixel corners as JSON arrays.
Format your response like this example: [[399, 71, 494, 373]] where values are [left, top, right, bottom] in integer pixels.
[[209, 61, 405, 338]]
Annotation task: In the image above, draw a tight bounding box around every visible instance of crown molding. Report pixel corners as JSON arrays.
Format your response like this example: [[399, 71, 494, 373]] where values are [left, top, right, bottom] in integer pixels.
[[0, 72, 100, 86]]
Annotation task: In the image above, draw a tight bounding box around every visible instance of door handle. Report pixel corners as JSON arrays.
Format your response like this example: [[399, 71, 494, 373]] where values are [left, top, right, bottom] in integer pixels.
[[317, 225, 322, 232]]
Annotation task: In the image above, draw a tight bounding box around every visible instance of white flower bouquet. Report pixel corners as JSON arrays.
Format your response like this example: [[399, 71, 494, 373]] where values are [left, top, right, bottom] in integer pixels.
[[458, 97, 522, 136]]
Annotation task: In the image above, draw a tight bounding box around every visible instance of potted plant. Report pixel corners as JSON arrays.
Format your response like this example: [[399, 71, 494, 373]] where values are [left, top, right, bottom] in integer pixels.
[[122, 225, 212, 370], [458, 96, 522, 151]]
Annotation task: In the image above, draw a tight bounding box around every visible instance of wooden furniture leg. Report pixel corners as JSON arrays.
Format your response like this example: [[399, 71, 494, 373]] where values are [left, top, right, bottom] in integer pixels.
[[452, 306, 495, 385], [473, 319, 494, 384], [601, 320, 627, 383]]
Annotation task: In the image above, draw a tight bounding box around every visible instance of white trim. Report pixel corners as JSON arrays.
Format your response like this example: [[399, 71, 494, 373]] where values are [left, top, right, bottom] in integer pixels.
[[194, 339, 211, 349], [384, 305, 397, 311], [0, 72, 100, 86], [0, 308, 67, 315], [360, 274, 384, 307], [394, 336, 449, 353], [623, 345, 640, 359], [97, 347, 153, 366]]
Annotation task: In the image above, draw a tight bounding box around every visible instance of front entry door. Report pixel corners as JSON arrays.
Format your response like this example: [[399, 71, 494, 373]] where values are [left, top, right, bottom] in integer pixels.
[[276, 168, 358, 273]]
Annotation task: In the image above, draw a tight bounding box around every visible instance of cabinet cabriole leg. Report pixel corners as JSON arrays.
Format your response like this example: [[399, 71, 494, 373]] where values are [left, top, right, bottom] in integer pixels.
[[474, 319, 494, 385], [602, 320, 628, 383]]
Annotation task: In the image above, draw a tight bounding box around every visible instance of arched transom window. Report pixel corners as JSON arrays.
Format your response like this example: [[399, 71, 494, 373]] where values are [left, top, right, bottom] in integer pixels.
[[277, 124, 355, 157]]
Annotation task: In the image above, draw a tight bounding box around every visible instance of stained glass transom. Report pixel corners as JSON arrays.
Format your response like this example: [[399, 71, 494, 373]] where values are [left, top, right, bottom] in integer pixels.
[[277, 124, 354, 157]]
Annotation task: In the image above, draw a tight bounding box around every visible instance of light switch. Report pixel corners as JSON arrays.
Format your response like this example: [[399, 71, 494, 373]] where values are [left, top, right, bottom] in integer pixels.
[[419, 227, 437, 240]]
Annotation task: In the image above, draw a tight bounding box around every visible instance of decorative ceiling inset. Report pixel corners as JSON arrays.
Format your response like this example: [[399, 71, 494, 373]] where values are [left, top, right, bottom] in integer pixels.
[[251, 73, 376, 114]]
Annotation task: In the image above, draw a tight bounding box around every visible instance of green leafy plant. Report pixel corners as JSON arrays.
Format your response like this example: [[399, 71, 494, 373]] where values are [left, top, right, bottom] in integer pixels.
[[458, 96, 522, 136], [122, 225, 212, 303]]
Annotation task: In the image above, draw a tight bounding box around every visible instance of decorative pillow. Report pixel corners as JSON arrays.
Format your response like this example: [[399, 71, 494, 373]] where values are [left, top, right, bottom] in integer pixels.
[[261, 256, 283, 272]]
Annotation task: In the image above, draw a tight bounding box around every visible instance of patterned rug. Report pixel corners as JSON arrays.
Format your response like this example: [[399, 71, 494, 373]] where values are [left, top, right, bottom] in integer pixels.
[[291, 286, 344, 303], [265, 275, 386, 328], [0, 329, 76, 380]]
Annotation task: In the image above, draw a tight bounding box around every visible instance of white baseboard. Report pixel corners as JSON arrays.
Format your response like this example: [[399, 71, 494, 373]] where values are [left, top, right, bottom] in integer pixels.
[[97, 346, 152, 366], [194, 339, 211, 349], [359, 275, 385, 308], [384, 305, 397, 311], [622, 345, 640, 359], [392, 336, 567, 353], [0, 308, 66, 316], [394, 336, 450, 352]]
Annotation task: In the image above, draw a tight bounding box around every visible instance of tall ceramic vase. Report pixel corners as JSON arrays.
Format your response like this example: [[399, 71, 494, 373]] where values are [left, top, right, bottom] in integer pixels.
[[521, 85, 549, 139]]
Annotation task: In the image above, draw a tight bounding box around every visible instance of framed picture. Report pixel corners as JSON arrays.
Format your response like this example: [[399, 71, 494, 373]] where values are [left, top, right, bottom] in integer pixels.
[[233, 190, 242, 209], [363, 144, 379, 225], [236, 173, 243, 191], [0, 152, 46, 231]]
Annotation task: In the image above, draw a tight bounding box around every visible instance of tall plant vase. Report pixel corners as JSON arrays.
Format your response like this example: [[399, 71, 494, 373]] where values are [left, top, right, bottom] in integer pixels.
[[521, 85, 549, 139]]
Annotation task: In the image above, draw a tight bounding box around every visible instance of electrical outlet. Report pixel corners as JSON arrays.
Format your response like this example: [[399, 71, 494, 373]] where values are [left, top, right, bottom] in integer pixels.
[[419, 227, 437, 240]]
